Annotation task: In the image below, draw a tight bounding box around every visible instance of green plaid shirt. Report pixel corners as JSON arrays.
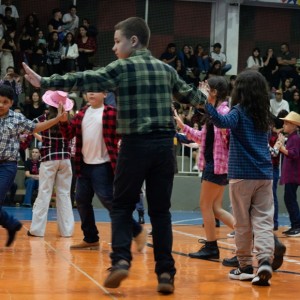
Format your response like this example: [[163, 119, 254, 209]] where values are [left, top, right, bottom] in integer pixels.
[[41, 49, 206, 135]]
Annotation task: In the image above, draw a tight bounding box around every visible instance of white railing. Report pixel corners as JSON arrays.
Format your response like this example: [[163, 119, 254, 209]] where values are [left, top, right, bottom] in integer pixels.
[[177, 144, 200, 175]]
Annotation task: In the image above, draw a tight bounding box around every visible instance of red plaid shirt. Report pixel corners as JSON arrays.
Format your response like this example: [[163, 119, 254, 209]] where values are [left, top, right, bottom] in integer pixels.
[[60, 105, 119, 177]]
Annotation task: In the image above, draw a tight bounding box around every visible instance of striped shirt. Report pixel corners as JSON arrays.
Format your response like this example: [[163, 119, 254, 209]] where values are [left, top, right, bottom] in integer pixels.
[[35, 114, 70, 162], [205, 103, 273, 180], [41, 49, 207, 135], [0, 110, 36, 161]]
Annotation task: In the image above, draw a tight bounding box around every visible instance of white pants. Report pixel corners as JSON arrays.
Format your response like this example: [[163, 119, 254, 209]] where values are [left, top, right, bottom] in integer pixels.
[[30, 159, 75, 237]]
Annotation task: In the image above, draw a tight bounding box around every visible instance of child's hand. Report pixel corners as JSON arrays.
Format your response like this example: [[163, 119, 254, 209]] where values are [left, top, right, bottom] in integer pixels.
[[173, 109, 184, 130], [57, 104, 68, 122]]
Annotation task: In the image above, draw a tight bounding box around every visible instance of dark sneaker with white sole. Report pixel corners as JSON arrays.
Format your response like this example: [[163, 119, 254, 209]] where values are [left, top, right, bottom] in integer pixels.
[[229, 265, 255, 281], [252, 261, 272, 286]]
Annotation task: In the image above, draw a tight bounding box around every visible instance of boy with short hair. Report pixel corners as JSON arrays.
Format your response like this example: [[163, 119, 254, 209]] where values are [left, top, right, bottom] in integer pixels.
[[22, 17, 206, 294], [0, 84, 66, 246]]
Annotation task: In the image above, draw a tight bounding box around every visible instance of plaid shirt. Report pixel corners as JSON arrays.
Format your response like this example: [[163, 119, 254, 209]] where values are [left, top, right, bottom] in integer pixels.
[[0, 110, 36, 161], [205, 103, 273, 180], [35, 114, 70, 162], [59, 105, 119, 177], [183, 102, 230, 174], [41, 49, 206, 135]]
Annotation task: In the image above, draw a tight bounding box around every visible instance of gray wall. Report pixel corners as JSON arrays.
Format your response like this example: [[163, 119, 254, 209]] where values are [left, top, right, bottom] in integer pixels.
[[14, 170, 298, 214]]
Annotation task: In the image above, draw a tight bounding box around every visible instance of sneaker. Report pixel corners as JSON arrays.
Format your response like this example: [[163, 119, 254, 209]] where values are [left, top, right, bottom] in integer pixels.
[[103, 260, 130, 288], [282, 227, 293, 234], [133, 227, 147, 252], [222, 255, 238, 267], [252, 261, 272, 286], [189, 242, 219, 260], [227, 231, 235, 238], [157, 273, 174, 294], [229, 265, 255, 281], [286, 228, 300, 237], [70, 240, 100, 250], [272, 235, 286, 271]]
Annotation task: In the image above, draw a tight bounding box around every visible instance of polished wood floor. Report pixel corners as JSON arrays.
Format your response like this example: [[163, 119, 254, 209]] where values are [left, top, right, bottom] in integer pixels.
[[0, 222, 299, 300]]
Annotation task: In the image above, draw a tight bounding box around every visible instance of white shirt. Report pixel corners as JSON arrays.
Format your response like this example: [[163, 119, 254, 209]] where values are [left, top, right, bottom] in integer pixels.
[[270, 99, 290, 116], [62, 13, 79, 34], [61, 43, 79, 59], [0, 4, 19, 18], [210, 51, 227, 64], [81, 106, 110, 164], [247, 56, 263, 70]]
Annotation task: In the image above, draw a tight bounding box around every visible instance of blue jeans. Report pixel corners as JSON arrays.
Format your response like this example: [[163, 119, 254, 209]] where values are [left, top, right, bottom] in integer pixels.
[[110, 134, 176, 277], [221, 64, 232, 75], [75, 162, 142, 243], [0, 161, 21, 229], [272, 166, 279, 228], [23, 178, 39, 205], [284, 183, 300, 228]]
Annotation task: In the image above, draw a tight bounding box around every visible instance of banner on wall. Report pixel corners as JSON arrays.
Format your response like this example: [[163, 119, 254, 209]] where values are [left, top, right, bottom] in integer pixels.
[[250, 0, 300, 5]]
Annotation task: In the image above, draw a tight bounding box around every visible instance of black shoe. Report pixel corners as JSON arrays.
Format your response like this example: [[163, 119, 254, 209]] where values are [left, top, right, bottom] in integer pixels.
[[189, 241, 219, 260], [157, 273, 174, 294], [252, 260, 272, 286], [286, 228, 300, 237], [272, 235, 286, 271], [103, 260, 130, 288], [27, 230, 40, 237], [215, 219, 220, 227], [138, 215, 145, 224], [222, 255, 238, 267], [282, 227, 293, 234], [6, 222, 22, 247]]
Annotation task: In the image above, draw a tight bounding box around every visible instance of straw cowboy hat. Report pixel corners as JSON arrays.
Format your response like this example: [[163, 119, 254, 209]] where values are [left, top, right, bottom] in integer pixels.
[[280, 111, 300, 127], [42, 90, 74, 111]]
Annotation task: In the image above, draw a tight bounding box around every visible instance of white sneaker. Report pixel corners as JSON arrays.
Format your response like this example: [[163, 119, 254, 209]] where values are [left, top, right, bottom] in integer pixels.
[[227, 231, 235, 238], [252, 262, 272, 286]]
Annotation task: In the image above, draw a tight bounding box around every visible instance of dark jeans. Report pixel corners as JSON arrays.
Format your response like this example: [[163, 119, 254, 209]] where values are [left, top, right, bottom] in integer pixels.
[[23, 178, 39, 205], [110, 134, 176, 277], [272, 166, 279, 228], [0, 161, 20, 229], [75, 162, 141, 243], [284, 183, 300, 228]]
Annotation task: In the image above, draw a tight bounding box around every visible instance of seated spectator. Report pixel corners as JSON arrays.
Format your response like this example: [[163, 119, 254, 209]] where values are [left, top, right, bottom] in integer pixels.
[[246, 47, 263, 71], [22, 90, 47, 120], [0, 0, 19, 19], [270, 89, 290, 116], [262, 47, 280, 89], [282, 78, 297, 103], [47, 8, 64, 42], [82, 18, 98, 38], [3, 6, 16, 32], [175, 58, 187, 81], [277, 43, 299, 87], [203, 60, 222, 81], [17, 25, 34, 68], [77, 25, 97, 71], [22, 147, 40, 207], [289, 89, 300, 113], [31, 30, 47, 76], [24, 13, 40, 38], [61, 32, 78, 73], [46, 31, 62, 75], [210, 43, 231, 75], [0, 29, 17, 78], [194, 44, 210, 74], [178, 44, 200, 87], [62, 5, 79, 36], [159, 42, 177, 68], [0, 66, 22, 108]]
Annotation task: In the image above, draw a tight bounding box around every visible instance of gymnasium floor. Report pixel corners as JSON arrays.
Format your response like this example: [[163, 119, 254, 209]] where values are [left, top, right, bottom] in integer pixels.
[[0, 207, 299, 300]]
